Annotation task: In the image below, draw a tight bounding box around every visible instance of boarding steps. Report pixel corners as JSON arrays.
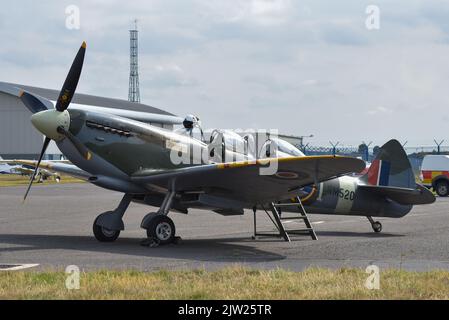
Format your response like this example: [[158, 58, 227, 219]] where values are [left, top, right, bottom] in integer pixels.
[[252, 196, 318, 242]]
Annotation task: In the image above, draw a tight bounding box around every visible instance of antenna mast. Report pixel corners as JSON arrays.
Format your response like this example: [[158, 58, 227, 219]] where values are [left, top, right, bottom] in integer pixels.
[[128, 19, 140, 103]]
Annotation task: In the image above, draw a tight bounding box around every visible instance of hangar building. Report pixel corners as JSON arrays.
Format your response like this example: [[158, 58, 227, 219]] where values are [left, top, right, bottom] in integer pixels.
[[0, 82, 180, 160]]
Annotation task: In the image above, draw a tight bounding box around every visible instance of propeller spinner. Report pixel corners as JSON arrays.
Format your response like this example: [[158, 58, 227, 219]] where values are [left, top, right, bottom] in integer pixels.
[[21, 41, 90, 202]]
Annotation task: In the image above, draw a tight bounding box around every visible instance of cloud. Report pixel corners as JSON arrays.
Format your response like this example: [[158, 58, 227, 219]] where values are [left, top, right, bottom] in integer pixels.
[[144, 64, 198, 89], [367, 106, 393, 115], [1, 0, 449, 146], [320, 22, 368, 46], [198, 0, 292, 25]]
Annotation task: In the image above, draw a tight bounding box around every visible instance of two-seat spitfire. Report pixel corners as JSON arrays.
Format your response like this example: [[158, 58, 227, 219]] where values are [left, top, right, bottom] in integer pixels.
[[18, 43, 434, 244]]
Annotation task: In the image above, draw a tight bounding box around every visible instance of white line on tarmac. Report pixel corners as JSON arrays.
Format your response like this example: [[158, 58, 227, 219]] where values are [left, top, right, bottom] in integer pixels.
[[282, 220, 325, 225]]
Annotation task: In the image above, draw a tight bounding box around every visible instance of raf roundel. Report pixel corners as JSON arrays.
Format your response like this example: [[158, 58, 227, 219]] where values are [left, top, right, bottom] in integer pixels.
[[275, 171, 299, 179]]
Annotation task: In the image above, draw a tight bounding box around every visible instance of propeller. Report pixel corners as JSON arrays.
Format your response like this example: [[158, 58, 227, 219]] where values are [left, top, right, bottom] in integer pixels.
[[19, 91, 48, 113], [22, 41, 88, 202], [55, 42, 86, 112], [23, 137, 51, 202]]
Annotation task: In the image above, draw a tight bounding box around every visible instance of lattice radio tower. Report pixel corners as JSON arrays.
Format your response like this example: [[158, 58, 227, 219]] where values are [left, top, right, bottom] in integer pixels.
[[128, 19, 140, 103]]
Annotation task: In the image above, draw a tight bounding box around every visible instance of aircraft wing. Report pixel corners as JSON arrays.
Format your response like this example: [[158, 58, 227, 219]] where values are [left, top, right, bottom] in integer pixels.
[[0, 159, 70, 165], [4, 160, 91, 181], [132, 156, 365, 205], [11, 166, 34, 175]]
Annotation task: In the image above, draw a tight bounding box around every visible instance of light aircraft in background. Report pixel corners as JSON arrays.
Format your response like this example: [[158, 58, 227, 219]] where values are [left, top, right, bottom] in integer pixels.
[[15, 42, 365, 244], [0, 157, 61, 182]]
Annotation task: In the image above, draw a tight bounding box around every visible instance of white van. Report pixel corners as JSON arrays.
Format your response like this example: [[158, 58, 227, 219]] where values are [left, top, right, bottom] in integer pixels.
[[421, 155, 449, 196]]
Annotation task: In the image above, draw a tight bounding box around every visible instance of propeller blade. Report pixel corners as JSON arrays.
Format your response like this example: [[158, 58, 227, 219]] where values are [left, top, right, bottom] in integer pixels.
[[18, 91, 48, 113], [55, 42, 86, 112], [57, 126, 92, 160], [23, 137, 51, 202]]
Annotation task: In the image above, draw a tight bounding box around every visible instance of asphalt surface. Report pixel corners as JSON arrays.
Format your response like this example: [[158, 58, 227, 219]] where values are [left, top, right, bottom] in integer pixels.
[[0, 183, 448, 271]]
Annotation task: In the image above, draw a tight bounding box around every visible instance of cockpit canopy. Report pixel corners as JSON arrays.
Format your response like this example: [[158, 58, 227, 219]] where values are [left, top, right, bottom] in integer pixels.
[[259, 137, 305, 158], [208, 130, 304, 162], [209, 130, 250, 154]]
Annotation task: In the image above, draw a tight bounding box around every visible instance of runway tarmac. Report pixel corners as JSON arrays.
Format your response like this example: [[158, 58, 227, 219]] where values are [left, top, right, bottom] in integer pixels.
[[0, 183, 448, 271]]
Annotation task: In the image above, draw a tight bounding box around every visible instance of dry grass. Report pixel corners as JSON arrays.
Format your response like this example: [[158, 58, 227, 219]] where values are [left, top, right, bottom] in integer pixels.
[[0, 174, 84, 187], [0, 266, 449, 300]]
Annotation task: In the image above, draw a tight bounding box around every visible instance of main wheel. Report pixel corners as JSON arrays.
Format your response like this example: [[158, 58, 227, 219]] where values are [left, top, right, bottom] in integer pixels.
[[146, 215, 176, 245], [435, 180, 449, 197], [372, 221, 382, 233], [93, 216, 120, 242]]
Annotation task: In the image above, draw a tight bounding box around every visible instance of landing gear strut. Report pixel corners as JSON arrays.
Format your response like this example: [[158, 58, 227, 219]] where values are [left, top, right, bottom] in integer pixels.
[[141, 191, 177, 246], [93, 193, 132, 242], [367, 216, 382, 233]]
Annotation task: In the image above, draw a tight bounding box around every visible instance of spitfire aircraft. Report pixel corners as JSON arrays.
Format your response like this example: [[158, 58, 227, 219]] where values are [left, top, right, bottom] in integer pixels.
[[16, 42, 367, 244], [16, 42, 435, 245]]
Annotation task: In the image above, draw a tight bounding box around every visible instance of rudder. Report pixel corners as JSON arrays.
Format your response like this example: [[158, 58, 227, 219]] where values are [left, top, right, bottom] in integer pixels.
[[360, 139, 415, 189]]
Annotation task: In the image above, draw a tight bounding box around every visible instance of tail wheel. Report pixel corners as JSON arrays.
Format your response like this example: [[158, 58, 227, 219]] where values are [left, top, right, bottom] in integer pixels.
[[146, 215, 176, 245], [435, 180, 449, 197], [93, 216, 120, 242], [372, 221, 382, 233]]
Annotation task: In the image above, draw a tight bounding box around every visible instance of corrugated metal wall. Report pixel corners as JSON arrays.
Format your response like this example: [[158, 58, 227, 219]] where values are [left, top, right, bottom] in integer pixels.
[[0, 92, 42, 158]]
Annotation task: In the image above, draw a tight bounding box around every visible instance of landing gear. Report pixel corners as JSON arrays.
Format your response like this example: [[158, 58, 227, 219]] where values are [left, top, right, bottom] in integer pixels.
[[91, 191, 180, 246], [141, 191, 177, 246], [367, 216, 382, 233], [93, 216, 120, 242], [145, 214, 176, 245], [35, 172, 44, 183], [92, 193, 132, 242]]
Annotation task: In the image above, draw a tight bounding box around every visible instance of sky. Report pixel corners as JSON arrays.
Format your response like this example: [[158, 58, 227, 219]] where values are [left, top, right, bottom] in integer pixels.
[[1, 0, 449, 147]]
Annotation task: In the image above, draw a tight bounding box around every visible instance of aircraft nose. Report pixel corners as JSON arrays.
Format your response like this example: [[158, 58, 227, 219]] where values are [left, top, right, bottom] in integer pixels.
[[31, 109, 70, 141]]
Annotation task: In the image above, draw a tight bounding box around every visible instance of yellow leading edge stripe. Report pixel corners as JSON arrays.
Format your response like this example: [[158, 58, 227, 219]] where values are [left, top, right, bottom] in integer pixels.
[[216, 155, 343, 169]]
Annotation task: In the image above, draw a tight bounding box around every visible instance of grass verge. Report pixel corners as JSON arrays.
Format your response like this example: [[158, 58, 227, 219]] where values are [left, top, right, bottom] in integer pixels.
[[0, 266, 448, 299]]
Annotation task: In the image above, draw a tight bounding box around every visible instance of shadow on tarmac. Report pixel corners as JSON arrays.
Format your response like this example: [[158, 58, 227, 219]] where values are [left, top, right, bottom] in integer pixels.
[[0, 234, 286, 263], [316, 231, 404, 238]]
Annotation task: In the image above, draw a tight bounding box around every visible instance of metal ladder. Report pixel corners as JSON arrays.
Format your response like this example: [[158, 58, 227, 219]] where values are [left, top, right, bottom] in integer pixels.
[[253, 196, 318, 242]]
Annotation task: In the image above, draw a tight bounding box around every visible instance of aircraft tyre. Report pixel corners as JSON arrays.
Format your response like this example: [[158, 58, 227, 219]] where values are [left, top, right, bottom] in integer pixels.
[[372, 221, 382, 233], [146, 214, 176, 245], [435, 180, 449, 197], [93, 216, 121, 242]]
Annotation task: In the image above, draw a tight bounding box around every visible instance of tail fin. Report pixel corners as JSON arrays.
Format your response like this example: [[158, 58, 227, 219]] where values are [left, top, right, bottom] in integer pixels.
[[360, 139, 415, 189]]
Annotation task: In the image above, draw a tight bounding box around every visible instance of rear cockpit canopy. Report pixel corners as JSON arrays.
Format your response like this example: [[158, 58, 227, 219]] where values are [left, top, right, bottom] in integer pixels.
[[209, 129, 250, 155], [259, 137, 305, 158]]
